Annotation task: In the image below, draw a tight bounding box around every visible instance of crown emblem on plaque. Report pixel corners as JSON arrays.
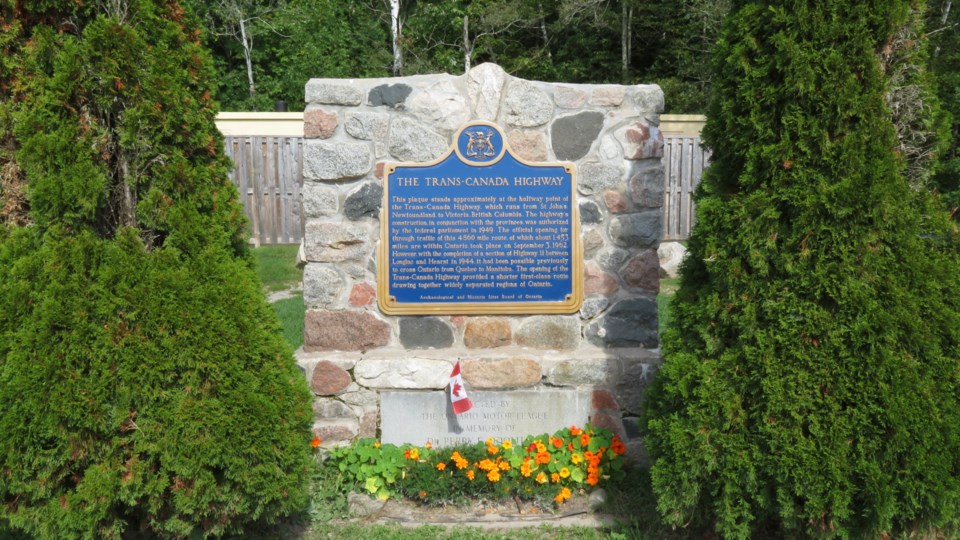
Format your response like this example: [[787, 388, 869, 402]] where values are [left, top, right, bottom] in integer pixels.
[[456, 123, 504, 164]]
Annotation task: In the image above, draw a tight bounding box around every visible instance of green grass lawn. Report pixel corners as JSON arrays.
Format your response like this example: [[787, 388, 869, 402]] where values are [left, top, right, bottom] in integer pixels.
[[251, 244, 304, 351], [252, 244, 303, 292]]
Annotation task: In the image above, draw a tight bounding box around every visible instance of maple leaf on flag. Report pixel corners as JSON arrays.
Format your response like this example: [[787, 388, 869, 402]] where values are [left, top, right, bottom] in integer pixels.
[[449, 360, 472, 414]]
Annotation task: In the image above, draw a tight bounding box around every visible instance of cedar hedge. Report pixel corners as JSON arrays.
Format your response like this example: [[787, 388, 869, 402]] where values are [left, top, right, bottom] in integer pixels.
[[643, 1, 960, 538], [0, 1, 313, 538]]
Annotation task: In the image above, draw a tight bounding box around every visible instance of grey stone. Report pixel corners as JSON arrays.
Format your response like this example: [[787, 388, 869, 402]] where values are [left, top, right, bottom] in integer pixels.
[[408, 79, 470, 132], [588, 489, 608, 510], [388, 117, 448, 162], [629, 161, 665, 208], [608, 210, 661, 248], [583, 228, 604, 259], [368, 83, 412, 108], [503, 79, 554, 128], [585, 297, 659, 348], [621, 249, 660, 291], [633, 84, 665, 114], [599, 134, 622, 160], [348, 492, 387, 517], [305, 81, 363, 105], [344, 111, 389, 141], [313, 398, 356, 419], [303, 264, 344, 308], [301, 183, 339, 218], [579, 200, 602, 224], [303, 222, 373, 263], [303, 140, 372, 181], [551, 112, 604, 161], [344, 182, 383, 220], [545, 357, 610, 386], [625, 439, 650, 468], [579, 295, 609, 320], [354, 357, 451, 389], [461, 357, 541, 389], [615, 361, 658, 414], [595, 246, 630, 271], [398, 317, 454, 349], [468, 63, 507, 120], [515, 315, 581, 350], [578, 161, 623, 196], [340, 388, 380, 409], [379, 389, 591, 446], [658, 241, 687, 278], [622, 416, 642, 439], [313, 418, 359, 443]]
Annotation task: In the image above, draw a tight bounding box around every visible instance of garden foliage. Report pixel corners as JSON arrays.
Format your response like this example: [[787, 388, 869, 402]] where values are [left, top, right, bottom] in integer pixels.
[[326, 425, 626, 507], [643, 1, 960, 538], [0, 1, 313, 538]]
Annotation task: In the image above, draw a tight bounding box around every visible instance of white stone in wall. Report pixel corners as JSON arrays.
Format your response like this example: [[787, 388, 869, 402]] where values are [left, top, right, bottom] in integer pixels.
[[301, 183, 339, 218], [502, 79, 554, 128], [303, 140, 372, 180], [305, 81, 363, 106], [658, 241, 687, 278], [387, 116, 448, 162], [354, 357, 451, 389], [407, 79, 470, 133], [303, 264, 345, 308], [632, 84, 665, 118], [467, 63, 507, 121]]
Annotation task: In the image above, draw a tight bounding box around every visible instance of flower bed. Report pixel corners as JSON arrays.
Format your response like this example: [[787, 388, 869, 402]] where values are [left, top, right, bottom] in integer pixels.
[[323, 424, 627, 507]]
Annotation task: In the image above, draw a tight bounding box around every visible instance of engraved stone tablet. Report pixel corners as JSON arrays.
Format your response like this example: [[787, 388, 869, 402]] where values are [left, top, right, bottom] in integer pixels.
[[380, 388, 591, 447]]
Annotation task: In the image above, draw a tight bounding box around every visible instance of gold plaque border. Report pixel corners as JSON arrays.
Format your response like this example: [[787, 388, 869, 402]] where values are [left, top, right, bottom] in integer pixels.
[[377, 121, 583, 316]]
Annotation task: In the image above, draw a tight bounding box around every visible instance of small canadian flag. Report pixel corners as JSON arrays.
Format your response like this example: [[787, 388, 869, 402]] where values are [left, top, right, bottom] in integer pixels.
[[449, 360, 473, 415]]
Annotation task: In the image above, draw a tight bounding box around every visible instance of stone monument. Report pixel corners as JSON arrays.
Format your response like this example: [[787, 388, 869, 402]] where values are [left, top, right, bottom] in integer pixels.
[[297, 63, 663, 463]]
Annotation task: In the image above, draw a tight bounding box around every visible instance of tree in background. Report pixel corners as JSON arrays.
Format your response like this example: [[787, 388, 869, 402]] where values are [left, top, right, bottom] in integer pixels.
[[928, 0, 960, 218], [0, 1, 313, 537], [643, 1, 960, 538]]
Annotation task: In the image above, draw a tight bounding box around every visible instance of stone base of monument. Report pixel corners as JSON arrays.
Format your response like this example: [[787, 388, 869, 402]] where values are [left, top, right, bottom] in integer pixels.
[[297, 345, 658, 461], [346, 489, 616, 529]]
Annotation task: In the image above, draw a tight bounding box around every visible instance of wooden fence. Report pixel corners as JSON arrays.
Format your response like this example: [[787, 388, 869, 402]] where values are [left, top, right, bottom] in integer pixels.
[[222, 134, 709, 245], [223, 136, 304, 246], [662, 136, 710, 241]]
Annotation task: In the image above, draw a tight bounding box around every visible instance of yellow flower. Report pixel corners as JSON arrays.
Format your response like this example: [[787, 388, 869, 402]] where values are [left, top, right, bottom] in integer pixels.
[[373, 441, 381, 449], [535, 472, 548, 484], [486, 437, 495, 446], [553, 486, 573, 503], [501, 440, 512, 450], [559, 467, 571, 479], [571, 453, 582, 465]]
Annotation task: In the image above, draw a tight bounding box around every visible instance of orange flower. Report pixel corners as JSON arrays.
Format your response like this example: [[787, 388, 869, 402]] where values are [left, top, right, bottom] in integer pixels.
[[404, 448, 420, 460], [520, 460, 533, 477], [569, 426, 582, 436], [487, 469, 501, 482], [535, 441, 547, 453], [551, 472, 560, 483], [310, 437, 322, 448], [425, 441, 432, 449], [436, 462, 447, 471], [478, 458, 495, 471], [486, 444, 499, 455], [580, 433, 590, 447], [498, 460, 510, 471], [611, 437, 626, 456], [587, 473, 600, 486], [551, 437, 563, 449], [553, 487, 572, 503], [535, 471, 548, 484], [467, 469, 476, 480], [418, 490, 427, 499], [568, 442, 574, 451], [583, 450, 595, 461], [535, 451, 551, 465]]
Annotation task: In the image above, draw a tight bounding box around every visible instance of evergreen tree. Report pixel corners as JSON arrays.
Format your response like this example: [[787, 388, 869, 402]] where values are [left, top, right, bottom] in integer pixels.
[[0, 1, 313, 537], [643, 1, 960, 538]]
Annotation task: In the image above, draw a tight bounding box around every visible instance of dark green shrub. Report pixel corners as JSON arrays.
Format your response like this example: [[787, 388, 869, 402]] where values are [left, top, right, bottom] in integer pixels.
[[0, 1, 313, 538], [643, 1, 960, 538]]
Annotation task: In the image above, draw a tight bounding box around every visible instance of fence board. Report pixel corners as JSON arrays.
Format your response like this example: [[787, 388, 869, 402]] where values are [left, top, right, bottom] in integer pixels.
[[224, 135, 304, 245], [662, 136, 709, 241]]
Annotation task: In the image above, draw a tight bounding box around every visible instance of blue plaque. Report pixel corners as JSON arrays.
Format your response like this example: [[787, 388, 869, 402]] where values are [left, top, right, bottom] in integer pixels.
[[378, 121, 583, 315]]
